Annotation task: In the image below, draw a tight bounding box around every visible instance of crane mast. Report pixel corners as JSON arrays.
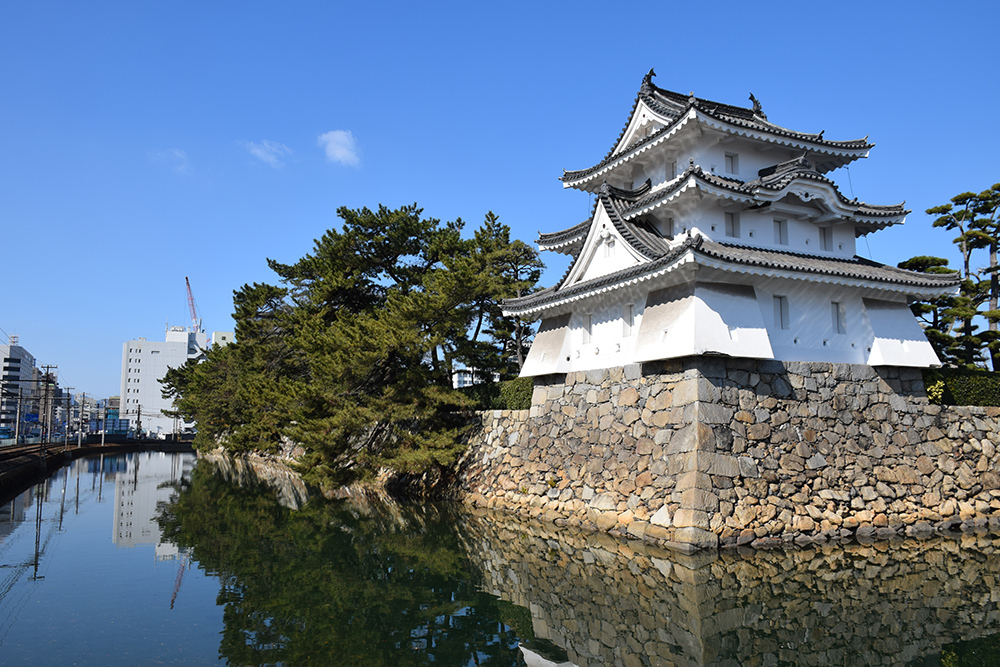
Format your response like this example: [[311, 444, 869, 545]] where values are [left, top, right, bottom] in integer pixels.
[[185, 277, 202, 333]]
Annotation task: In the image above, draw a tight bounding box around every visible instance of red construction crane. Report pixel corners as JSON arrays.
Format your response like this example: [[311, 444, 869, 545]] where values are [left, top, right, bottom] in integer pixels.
[[185, 277, 202, 333]]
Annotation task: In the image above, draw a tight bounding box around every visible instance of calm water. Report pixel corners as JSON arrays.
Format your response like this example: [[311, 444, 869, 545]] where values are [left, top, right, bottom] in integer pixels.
[[1, 452, 1000, 666]]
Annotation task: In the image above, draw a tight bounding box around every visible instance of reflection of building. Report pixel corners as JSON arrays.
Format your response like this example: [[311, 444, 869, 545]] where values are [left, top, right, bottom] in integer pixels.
[[112, 452, 194, 560], [120, 327, 233, 436], [0, 489, 30, 542]]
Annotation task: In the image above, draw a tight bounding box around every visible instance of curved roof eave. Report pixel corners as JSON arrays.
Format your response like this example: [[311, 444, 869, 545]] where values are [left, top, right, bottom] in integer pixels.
[[503, 236, 960, 317], [562, 93, 873, 190]]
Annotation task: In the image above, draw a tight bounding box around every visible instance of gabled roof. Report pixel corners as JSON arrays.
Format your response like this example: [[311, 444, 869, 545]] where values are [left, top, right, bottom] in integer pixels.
[[561, 70, 873, 190], [505, 231, 960, 317], [538, 219, 590, 254]]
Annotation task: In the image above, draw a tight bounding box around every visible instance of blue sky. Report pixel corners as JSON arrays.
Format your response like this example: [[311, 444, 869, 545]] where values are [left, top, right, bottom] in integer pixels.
[[2, 1, 998, 398]]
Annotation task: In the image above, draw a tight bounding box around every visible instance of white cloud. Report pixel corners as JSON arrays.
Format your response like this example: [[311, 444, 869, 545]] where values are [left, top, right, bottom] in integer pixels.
[[317, 130, 359, 167], [243, 139, 292, 168], [149, 148, 189, 173]]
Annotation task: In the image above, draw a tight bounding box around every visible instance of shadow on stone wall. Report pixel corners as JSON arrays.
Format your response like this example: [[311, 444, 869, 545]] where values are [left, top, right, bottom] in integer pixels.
[[459, 508, 1000, 667]]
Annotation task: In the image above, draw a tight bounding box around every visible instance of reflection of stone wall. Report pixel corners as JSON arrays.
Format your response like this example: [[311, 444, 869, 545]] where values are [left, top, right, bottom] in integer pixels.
[[205, 452, 311, 510], [456, 359, 1000, 549], [459, 509, 1000, 667]]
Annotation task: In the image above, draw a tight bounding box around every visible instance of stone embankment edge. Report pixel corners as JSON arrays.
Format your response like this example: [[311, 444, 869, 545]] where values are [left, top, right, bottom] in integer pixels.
[[453, 358, 1000, 552]]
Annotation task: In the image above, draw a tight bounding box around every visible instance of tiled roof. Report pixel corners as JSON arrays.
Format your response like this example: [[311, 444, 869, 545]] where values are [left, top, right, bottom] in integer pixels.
[[562, 70, 872, 186], [616, 159, 907, 226], [503, 232, 960, 315], [537, 219, 590, 251], [695, 239, 959, 287]]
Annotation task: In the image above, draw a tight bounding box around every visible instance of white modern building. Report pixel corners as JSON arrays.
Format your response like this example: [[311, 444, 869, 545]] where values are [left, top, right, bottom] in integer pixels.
[[120, 326, 234, 437], [0, 335, 38, 436], [504, 71, 960, 376]]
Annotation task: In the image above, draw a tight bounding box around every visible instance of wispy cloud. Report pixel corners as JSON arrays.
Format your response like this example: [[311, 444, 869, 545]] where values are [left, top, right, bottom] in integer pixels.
[[242, 139, 292, 168], [149, 148, 189, 173], [317, 130, 359, 167]]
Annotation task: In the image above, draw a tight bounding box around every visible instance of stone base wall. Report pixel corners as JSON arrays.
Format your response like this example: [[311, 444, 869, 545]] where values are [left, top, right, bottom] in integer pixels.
[[455, 358, 1000, 550]]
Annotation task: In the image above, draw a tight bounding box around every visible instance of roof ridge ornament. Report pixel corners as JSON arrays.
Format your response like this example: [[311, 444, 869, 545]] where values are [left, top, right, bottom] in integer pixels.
[[641, 68, 656, 94], [749, 93, 767, 120]]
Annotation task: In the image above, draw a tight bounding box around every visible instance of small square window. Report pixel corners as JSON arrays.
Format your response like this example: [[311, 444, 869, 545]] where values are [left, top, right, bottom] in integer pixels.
[[725, 153, 739, 175], [582, 314, 592, 344], [820, 227, 833, 251], [670, 160, 678, 179], [774, 219, 788, 245], [623, 304, 635, 337], [773, 296, 789, 330], [832, 301, 846, 334], [725, 212, 740, 238]]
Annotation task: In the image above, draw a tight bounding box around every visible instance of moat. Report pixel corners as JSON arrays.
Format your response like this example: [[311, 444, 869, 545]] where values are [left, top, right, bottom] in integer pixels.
[[1, 451, 1000, 666]]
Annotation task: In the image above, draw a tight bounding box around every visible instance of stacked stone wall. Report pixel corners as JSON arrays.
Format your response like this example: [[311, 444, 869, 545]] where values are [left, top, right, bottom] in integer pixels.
[[455, 358, 1000, 550]]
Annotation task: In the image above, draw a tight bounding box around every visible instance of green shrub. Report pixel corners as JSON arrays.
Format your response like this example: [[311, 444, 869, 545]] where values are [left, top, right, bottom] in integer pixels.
[[498, 376, 533, 410], [458, 382, 500, 410], [923, 368, 1000, 406], [458, 376, 534, 410]]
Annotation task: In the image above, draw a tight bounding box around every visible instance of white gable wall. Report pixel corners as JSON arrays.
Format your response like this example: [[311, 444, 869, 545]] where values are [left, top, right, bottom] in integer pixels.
[[569, 207, 645, 285]]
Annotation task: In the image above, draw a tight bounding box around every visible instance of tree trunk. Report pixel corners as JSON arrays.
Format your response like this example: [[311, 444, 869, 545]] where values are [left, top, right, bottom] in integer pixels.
[[991, 242, 1000, 371], [514, 316, 525, 370]]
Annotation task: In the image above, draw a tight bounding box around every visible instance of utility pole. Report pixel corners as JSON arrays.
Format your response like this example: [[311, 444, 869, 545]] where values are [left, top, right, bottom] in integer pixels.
[[77, 392, 85, 448], [15, 387, 22, 443], [100, 400, 106, 447], [136, 403, 142, 440], [39, 365, 56, 446], [61, 388, 74, 448]]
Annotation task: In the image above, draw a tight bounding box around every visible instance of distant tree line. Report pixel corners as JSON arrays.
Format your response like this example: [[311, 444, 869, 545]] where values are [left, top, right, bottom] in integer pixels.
[[901, 183, 1000, 370], [163, 204, 542, 486]]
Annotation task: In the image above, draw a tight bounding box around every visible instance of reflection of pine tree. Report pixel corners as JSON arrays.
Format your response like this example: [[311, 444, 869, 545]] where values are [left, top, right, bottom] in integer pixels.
[[157, 461, 526, 666]]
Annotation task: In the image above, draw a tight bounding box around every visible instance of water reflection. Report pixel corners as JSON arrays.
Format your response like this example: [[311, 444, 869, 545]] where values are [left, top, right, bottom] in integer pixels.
[[158, 456, 526, 666], [7, 453, 993, 665], [161, 456, 1000, 666], [459, 510, 1000, 667], [0, 452, 220, 665]]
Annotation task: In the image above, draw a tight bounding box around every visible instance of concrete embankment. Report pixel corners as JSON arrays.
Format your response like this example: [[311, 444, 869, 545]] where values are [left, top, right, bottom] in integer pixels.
[[455, 358, 1000, 551], [0, 440, 194, 501]]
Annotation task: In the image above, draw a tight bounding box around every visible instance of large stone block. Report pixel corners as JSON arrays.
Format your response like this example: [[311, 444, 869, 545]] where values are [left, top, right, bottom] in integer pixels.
[[673, 526, 719, 549], [673, 377, 720, 405], [650, 505, 672, 527], [676, 470, 713, 492], [700, 452, 740, 478], [666, 422, 716, 454], [590, 493, 618, 511], [680, 488, 719, 513], [695, 402, 733, 425], [531, 386, 548, 406], [673, 508, 712, 530]]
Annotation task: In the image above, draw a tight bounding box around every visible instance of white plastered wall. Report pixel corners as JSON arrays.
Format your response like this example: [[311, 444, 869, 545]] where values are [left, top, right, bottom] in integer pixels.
[[633, 282, 773, 363], [863, 298, 941, 366], [568, 206, 645, 285]]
